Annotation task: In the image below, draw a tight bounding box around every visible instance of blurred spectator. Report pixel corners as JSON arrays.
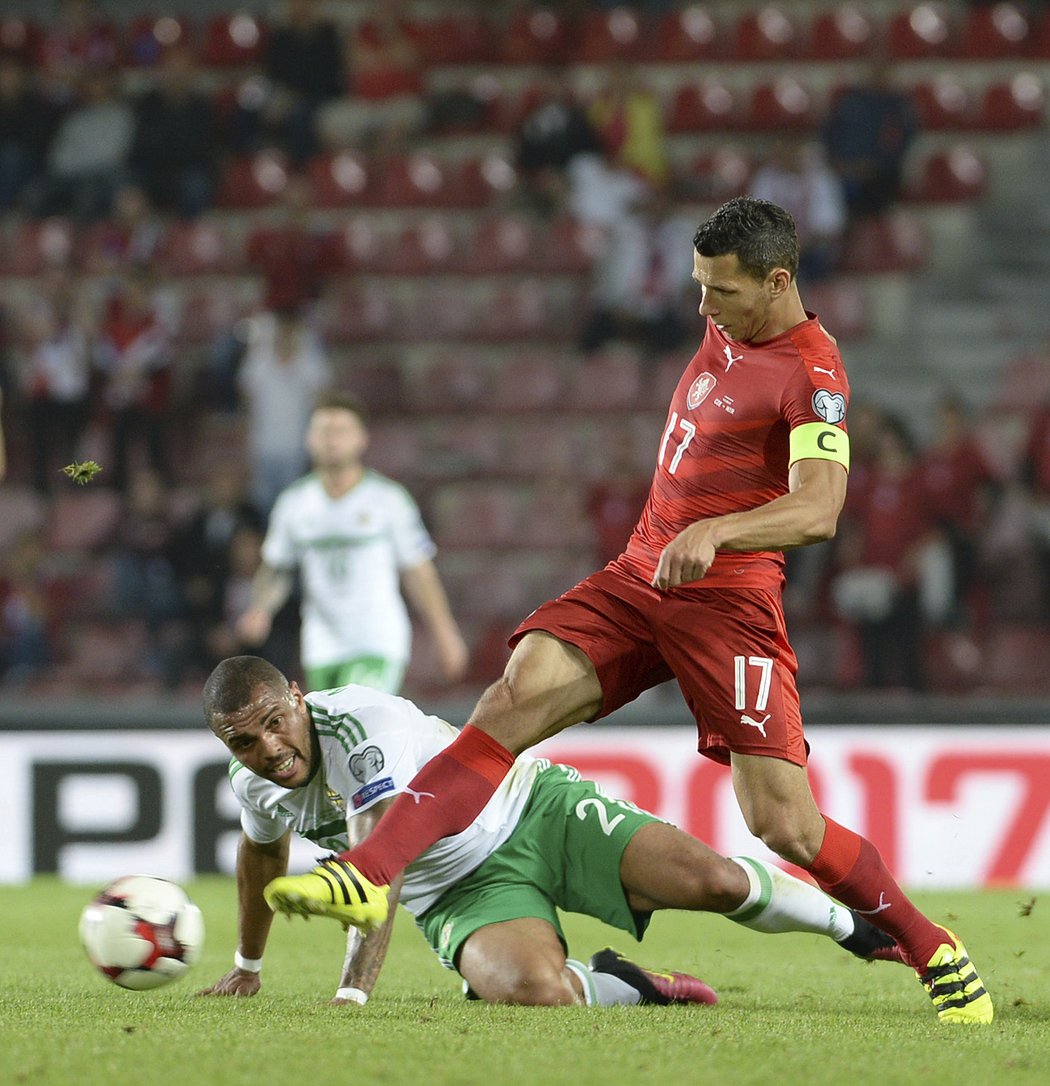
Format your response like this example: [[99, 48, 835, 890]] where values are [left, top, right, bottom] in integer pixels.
[[822, 54, 918, 219], [588, 64, 669, 189], [0, 55, 59, 212], [35, 0, 118, 106], [1020, 399, 1050, 616], [832, 415, 947, 690], [750, 140, 847, 283], [237, 306, 331, 513], [244, 174, 339, 313], [27, 66, 133, 221], [129, 47, 217, 218], [234, 0, 346, 165], [94, 266, 177, 490], [514, 69, 602, 215], [586, 444, 650, 568], [916, 395, 998, 627], [579, 185, 693, 356], [16, 266, 94, 493], [0, 532, 56, 685], [111, 467, 187, 685], [566, 145, 649, 229], [82, 183, 165, 276], [318, 5, 425, 155]]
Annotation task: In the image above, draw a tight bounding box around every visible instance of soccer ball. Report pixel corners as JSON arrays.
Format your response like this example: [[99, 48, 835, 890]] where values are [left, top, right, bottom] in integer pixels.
[[79, 875, 205, 990]]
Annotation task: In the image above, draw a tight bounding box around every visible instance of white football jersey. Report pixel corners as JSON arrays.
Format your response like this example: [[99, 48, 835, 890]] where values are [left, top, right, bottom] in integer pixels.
[[230, 686, 543, 915], [262, 471, 437, 669]]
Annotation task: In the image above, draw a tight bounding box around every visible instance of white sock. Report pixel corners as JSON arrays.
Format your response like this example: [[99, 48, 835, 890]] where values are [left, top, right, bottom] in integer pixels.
[[726, 856, 854, 942], [564, 959, 641, 1007]]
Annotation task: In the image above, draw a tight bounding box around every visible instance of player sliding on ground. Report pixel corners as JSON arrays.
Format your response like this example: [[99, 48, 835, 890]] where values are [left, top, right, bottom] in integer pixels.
[[199, 656, 903, 1007], [259, 198, 992, 1025]]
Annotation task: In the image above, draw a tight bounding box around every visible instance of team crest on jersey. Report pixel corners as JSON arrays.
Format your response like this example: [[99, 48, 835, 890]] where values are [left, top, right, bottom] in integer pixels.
[[687, 372, 717, 409], [812, 388, 847, 424], [349, 745, 385, 782]]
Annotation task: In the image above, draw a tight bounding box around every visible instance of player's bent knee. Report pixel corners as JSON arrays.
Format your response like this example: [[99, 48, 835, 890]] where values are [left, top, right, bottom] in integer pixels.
[[486, 969, 577, 1006]]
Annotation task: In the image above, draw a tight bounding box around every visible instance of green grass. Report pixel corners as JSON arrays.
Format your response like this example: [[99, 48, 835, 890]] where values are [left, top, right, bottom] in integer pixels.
[[1, 879, 1047, 1086]]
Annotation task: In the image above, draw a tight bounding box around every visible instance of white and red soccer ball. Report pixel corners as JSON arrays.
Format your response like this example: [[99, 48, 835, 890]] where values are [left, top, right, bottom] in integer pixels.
[[79, 875, 204, 990]]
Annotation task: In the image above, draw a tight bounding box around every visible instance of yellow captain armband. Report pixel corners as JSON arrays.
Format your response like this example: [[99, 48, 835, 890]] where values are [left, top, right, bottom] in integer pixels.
[[789, 422, 850, 471]]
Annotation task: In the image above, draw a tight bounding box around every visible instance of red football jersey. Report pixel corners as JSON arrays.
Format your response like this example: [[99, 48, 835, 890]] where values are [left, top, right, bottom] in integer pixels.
[[621, 313, 850, 588]]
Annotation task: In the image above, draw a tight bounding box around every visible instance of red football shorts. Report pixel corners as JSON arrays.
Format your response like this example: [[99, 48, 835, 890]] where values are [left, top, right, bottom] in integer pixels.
[[510, 563, 807, 766]]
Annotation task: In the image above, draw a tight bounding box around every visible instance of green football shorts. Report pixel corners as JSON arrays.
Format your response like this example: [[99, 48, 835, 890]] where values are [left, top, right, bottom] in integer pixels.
[[418, 763, 662, 971], [306, 655, 405, 695]]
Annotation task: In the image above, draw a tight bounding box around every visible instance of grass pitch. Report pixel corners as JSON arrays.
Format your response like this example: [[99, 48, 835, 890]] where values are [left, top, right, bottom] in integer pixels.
[[1, 879, 1046, 1086]]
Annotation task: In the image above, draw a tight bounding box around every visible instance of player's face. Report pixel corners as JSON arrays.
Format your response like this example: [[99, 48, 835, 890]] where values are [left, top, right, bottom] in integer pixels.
[[306, 407, 368, 470], [693, 250, 775, 344], [210, 681, 314, 788]]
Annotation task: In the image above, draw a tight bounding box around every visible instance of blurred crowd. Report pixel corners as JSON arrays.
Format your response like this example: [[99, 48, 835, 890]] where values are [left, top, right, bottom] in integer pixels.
[[0, 0, 1048, 697]]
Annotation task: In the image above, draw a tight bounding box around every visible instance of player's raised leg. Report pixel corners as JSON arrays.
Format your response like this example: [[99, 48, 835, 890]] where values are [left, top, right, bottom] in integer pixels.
[[264, 633, 603, 929], [731, 753, 993, 1024]]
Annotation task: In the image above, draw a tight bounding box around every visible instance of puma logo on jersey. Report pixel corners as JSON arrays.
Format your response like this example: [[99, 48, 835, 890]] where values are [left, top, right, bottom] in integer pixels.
[[723, 345, 743, 370], [403, 786, 435, 804], [740, 713, 770, 736], [855, 892, 892, 916], [813, 365, 837, 379]]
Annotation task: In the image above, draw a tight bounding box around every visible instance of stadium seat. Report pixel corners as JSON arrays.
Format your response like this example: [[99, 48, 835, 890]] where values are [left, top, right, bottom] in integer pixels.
[[491, 352, 565, 413], [912, 76, 973, 130], [456, 214, 538, 274], [326, 284, 403, 343], [407, 351, 493, 413], [528, 216, 603, 274], [457, 153, 519, 207], [519, 487, 594, 548], [646, 7, 721, 62], [746, 78, 817, 131], [425, 418, 504, 478], [158, 220, 240, 276], [668, 80, 743, 132], [337, 354, 407, 413], [177, 287, 257, 344], [688, 148, 753, 201], [806, 7, 874, 59], [498, 8, 571, 64], [0, 486, 47, 552], [838, 213, 928, 274], [402, 283, 478, 341], [430, 484, 525, 548], [0, 17, 39, 59], [218, 152, 290, 208], [567, 348, 642, 411], [978, 75, 1045, 130], [902, 146, 987, 203], [733, 6, 802, 61], [573, 9, 644, 64], [411, 14, 492, 65], [887, 4, 955, 59], [373, 153, 456, 208], [982, 625, 1050, 692], [329, 216, 388, 273], [0, 218, 76, 276], [804, 281, 869, 340], [377, 217, 461, 276], [45, 489, 122, 552], [200, 12, 266, 66], [502, 418, 588, 477], [958, 2, 1031, 59], [124, 15, 192, 65], [474, 282, 560, 341], [364, 419, 424, 478], [308, 151, 371, 207]]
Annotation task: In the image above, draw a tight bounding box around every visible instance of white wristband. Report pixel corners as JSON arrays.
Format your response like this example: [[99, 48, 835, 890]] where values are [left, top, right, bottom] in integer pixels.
[[234, 951, 263, 973], [334, 986, 368, 1005]]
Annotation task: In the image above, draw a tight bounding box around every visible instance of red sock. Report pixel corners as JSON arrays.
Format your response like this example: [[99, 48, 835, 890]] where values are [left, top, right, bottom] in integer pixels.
[[806, 817, 948, 971], [338, 724, 515, 886]]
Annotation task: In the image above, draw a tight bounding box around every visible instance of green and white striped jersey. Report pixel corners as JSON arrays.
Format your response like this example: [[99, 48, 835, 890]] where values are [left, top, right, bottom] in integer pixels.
[[229, 685, 543, 915]]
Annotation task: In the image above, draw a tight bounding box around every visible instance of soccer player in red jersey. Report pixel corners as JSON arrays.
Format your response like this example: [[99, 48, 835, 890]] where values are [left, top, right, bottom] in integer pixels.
[[265, 197, 992, 1024]]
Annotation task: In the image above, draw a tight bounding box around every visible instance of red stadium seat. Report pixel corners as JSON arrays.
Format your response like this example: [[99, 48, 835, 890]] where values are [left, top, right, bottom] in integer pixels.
[[407, 351, 493, 413], [337, 354, 407, 413], [959, 2, 1031, 59], [46, 489, 122, 552], [520, 487, 594, 548], [457, 214, 538, 274], [411, 14, 492, 65], [158, 220, 241, 276], [567, 349, 642, 411], [502, 418, 587, 477], [125, 15, 192, 65], [839, 213, 928, 274], [474, 282, 562, 341], [378, 217, 462, 276], [646, 7, 720, 62], [308, 151, 371, 207], [903, 147, 987, 203], [330, 217, 389, 273], [403, 283, 478, 341], [803, 281, 869, 340], [746, 78, 817, 131], [326, 284, 402, 343], [668, 80, 743, 132], [573, 9, 643, 64], [498, 9, 571, 64], [887, 4, 955, 59], [912, 76, 973, 130], [806, 7, 874, 59], [457, 153, 519, 206], [982, 625, 1050, 693], [529, 217, 604, 275], [978, 75, 1045, 130], [688, 148, 753, 201], [373, 153, 456, 208], [430, 484, 525, 548], [178, 288, 257, 343], [365, 420, 425, 478], [491, 353, 566, 413], [200, 12, 266, 66], [218, 152, 290, 208], [0, 218, 76, 276], [734, 6, 802, 61]]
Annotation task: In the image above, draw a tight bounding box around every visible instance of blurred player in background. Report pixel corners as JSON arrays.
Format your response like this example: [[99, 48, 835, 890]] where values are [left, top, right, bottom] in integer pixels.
[[266, 198, 992, 1025], [237, 392, 467, 693], [199, 656, 903, 1007]]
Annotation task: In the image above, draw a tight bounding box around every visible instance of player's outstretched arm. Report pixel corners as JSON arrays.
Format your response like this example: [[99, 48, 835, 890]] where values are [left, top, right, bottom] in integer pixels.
[[197, 830, 290, 997], [330, 798, 403, 1006]]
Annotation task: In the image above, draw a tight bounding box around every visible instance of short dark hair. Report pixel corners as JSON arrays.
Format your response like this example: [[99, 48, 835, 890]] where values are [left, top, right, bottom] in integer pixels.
[[203, 655, 289, 724], [693, 196, 800, 281], [312, 389, 367, 423]]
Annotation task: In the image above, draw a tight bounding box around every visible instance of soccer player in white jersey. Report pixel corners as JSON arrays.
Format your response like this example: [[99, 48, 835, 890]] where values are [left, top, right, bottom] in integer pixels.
[[237, 392, 468, 693], [198, 656, 904, 1007]]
